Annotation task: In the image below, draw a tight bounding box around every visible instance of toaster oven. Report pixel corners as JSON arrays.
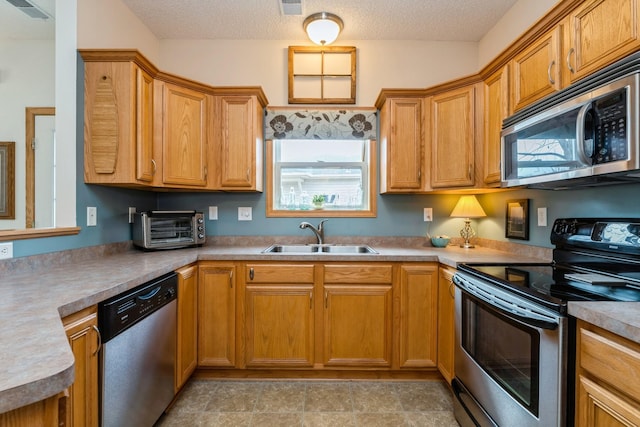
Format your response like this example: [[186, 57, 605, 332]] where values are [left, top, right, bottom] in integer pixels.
[[132, 210, 205, 250]]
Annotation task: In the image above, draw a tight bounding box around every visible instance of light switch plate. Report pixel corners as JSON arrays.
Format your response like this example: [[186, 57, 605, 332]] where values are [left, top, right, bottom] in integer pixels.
[[87, 207, 97, 226], [537, 207, 547, 227], [238, 207, 252, 221], [424, 208, 433, 222], [209, 206, 218, 220]]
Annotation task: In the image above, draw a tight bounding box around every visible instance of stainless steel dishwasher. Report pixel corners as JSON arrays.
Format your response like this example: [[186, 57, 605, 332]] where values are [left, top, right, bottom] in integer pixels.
[[98, 272, 177, 427]]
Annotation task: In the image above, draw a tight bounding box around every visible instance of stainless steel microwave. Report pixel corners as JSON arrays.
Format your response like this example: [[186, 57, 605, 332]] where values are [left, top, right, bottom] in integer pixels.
[[501, 72, 640, 189], [132, 210, 205, 250]]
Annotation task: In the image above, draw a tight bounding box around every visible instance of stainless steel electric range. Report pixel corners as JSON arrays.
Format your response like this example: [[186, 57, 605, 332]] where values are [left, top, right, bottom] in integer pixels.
[[452, 218, 640, 427]]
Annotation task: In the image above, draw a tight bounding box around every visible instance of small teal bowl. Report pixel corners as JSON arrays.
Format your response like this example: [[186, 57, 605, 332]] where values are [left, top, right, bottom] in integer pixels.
[[431, 237, 450, 248]]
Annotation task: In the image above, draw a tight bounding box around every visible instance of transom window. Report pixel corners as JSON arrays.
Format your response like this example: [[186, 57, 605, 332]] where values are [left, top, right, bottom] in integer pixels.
[[266, 139, 376, 217]]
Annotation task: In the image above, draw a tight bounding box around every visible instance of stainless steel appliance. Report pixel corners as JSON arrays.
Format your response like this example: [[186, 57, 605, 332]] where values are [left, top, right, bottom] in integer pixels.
[[452, 218, 640, 427], [132, 210, 205, 250], [99, 272, 177, 427], [501, 53, 640, 189]]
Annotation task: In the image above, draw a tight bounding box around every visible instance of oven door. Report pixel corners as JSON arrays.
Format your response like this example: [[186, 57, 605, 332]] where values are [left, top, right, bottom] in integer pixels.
[[453, 272, 568, 427]]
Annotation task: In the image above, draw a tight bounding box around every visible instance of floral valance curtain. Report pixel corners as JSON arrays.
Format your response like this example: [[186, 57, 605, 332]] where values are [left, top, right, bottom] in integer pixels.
[[265, 109, 377, 140]]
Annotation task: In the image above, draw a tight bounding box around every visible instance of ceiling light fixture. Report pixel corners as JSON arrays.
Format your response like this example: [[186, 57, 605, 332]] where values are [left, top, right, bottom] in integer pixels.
[[303, 12, 343, 45]]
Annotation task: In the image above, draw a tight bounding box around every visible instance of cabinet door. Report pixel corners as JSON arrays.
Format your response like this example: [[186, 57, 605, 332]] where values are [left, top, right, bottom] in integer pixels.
[[214, 95, 263, 191], [511, 26, 561, 112], [243, 264, 315, 367], [63, 306, 99, 427], [437, 266, 456, 383], [161, 83, 208, 187], [0, 393, 65, 427], [323, 264, 393, 367], [84, 61, 154, 187], [431, 86, 475, 188], [565, 0, 640, 84], [198, 263, 236, 367], [175, 264, 198, 391], [398, 264, 438, 369], [379, 97, 426, 193], [576, 375, 640, 426], [483, 65, 509, 186]]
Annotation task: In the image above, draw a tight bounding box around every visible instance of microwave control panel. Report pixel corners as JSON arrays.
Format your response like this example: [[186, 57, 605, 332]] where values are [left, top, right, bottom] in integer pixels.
[[592, 89, 628, 164]]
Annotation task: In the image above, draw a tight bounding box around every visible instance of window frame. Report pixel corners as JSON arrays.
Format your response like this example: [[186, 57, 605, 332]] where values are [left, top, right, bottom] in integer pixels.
[[266, 139, 377, 218]]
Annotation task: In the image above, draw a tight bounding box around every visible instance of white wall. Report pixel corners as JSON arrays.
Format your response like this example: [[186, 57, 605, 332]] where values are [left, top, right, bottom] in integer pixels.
[[0, 40, 54, 230], [479, 0, 560, 67], [158, 39, 479, 106]]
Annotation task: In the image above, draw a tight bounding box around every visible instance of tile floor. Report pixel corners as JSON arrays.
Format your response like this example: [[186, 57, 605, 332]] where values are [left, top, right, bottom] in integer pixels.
[[155, 379, 460, 427]]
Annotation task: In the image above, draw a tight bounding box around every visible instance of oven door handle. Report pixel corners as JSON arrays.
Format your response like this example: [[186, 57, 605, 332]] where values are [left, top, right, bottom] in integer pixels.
[[454, 275, 559, 330]]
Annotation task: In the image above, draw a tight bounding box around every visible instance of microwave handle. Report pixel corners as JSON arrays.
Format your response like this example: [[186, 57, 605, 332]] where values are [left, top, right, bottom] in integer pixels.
[[576, 102, 595, 165]]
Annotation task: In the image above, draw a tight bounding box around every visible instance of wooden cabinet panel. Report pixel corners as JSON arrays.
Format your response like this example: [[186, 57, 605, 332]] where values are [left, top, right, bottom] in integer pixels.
[[323, 285, 393, 367], [379, 96, 426, 193], [437, 266, 456, 383], [62, 306, 99, 427], [483, 66, 509, 186], [83, 61, 155, 187], [0, 394, 65, 427], [198, 263, 236, 367], [398, 264, 438, 369], [575, 320, 640, 426], [431, 85, 475, 188], [175, 264, 198, 391], [511, 26, 561, 112], [565, 0, 640, 84], [245, 264, 315, 284], [161, 83, 208, 187], [245, 285, 314, 367], [323, 264, 393, 284], [213, 95, 263, 191]]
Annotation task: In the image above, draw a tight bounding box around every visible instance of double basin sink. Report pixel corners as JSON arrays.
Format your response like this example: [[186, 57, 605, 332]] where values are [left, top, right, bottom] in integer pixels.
[[263, 244, 377, 254]]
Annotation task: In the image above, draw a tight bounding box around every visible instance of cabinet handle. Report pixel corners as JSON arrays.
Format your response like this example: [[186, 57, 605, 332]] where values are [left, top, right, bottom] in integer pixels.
[[324, 290, 328, 308], [468, 165, 472, 180], [249, 267, 254, 280], [310, 291, 313, 309], [151, 159, 156, 175], [246, 168, 250, 181], [566, 48, 575, 74], [204, 166, 208, 179], [92, 325, 102, 356], [229, 270, 233, 288], [418, 169, 421, 180], [547, 60, 556, 85]]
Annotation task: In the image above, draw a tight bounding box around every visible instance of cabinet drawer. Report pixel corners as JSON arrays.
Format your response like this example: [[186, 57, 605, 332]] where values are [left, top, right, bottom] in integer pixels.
[[245, 264, 315, 283], [323, 265, 393, 284], [579, 326, 640, 400]]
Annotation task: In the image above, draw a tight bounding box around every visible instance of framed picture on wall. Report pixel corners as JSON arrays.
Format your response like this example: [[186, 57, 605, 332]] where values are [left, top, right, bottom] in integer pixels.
[[0, 141, 15, 219], [506, 199, 529, 240]]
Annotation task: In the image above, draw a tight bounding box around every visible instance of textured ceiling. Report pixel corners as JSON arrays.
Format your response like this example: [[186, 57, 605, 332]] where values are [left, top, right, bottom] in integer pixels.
[[121, 0, 520, 42]]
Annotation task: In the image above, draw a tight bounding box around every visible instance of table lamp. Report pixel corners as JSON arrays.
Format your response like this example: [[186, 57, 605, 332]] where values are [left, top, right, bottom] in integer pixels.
[[450, 195, 486, 248]]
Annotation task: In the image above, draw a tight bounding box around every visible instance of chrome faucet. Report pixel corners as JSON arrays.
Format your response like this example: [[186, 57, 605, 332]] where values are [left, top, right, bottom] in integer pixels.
[[299, 220, 328, 245]]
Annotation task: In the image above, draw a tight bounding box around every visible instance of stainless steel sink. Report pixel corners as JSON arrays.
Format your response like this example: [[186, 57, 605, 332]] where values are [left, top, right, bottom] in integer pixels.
[[262, 244, 377, 254]]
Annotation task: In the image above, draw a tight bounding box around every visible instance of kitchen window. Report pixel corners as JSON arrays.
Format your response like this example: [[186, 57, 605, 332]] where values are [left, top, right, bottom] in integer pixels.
[[266, 139, 376, 217]]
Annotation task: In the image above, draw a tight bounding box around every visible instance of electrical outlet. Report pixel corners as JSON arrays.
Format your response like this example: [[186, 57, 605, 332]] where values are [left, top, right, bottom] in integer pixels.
[[238, 207, 252, 221], [128, 207, 136, 223], [537, 207, 548, 227], [0, 242, 13, 260], [87, 207, 97, 226], [424, 207, 433, 222], [209, 206, 218, 220]]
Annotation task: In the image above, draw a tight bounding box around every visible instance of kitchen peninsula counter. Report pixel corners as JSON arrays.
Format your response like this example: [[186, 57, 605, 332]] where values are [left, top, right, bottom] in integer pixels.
[[0, 238, 629, 414]]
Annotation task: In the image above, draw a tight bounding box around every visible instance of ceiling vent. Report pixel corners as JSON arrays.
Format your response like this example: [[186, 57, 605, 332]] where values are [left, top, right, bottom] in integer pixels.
[[5, 0, 52, 19], [280, 0, 303, 16]]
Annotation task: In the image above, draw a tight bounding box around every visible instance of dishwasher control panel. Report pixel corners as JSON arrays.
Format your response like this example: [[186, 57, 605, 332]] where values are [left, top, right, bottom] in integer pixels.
[[98, 272, 177, 342]]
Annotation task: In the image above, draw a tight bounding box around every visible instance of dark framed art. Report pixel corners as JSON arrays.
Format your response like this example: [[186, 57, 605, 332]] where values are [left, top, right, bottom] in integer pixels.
[[506, 199, 529, 240], [0, 141, 15, 219]]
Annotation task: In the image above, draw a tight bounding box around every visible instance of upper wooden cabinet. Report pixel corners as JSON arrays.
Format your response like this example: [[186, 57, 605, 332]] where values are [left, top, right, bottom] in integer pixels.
[[564, 0, 640, 85], [83, 59, 156, 188], [212, 91, 267, 191], [510, 26, 562, 112], [80, 50, 268, 192], [431, 84, 478, 189], [483, 65, 509, 186], [377, 92, 427, 193]]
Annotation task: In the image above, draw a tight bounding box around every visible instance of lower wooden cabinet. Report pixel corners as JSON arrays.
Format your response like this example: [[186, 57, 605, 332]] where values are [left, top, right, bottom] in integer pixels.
[[575, 320, 640, 426], [0, 392, 67, 427], [198, 262, 236, 367], [62, 305, 99, 427], [437, 266, 456, 383], [175, 264, 198, 390]]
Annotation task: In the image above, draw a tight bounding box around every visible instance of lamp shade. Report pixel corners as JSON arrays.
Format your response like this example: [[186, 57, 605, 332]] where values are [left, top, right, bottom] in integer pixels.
[[450, 195, 486, 218], [303, 12, 343, 45]]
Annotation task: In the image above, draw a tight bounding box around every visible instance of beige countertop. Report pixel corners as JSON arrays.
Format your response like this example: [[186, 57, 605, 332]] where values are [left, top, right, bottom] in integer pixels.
[[1, 239, 636, 414], [568, 302, 640, 343]]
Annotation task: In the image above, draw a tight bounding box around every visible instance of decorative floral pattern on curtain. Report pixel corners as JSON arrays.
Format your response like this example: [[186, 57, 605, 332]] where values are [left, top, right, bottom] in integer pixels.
[[265, 109, 377, 140]]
